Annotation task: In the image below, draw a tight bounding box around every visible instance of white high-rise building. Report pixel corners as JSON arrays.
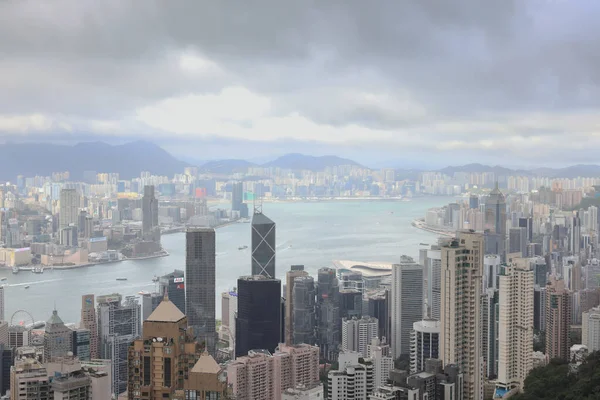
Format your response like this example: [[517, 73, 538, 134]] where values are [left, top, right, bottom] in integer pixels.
[[424, 246, 442, 320], [0, 285, 4, 322], [391, 256, 423, 359], [496, 263, 534, 393], [484, 254, 501, 290], [328, 351, 374, 400], [59, 188, 80, 230], [582, 306, 600, 352], [342, 316, 379, 358], [410, 319, 440, 374], [440, 231, 484, 400], [367, 338, 393, 390]]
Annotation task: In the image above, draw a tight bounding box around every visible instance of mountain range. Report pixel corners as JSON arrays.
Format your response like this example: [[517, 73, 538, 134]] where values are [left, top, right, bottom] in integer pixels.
[[1, 141, 600, 181]]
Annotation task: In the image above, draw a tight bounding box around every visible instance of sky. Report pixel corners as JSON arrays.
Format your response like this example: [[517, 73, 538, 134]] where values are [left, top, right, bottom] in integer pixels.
[[1, 0, 599, 169]]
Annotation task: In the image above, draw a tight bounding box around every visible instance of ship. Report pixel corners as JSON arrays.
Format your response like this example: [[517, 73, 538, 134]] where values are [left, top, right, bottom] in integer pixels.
[[238, 245, 248, 250], [24, 286, 30, 289], [12, 266, 19, 274], [116, 277, 128, 281], [0, 277, 6, 282], [138, 290, 149, 295]]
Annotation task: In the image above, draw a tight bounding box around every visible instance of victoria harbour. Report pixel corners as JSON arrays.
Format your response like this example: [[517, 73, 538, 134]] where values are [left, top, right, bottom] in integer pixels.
[[3, 197, 452, 325]]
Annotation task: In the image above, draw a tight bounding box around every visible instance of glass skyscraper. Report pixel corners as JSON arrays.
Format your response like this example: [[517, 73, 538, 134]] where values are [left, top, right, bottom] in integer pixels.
[[251, 211, 276, 278]]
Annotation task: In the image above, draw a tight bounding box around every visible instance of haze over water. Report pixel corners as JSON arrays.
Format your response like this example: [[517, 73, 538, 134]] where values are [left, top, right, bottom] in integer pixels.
[[4, 197, 453, 325]]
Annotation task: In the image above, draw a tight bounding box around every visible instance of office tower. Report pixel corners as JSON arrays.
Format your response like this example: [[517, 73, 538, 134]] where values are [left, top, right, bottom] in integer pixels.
[[534, 286, 547, 332], [142, 185, 159, 238], [545, 277, 572, 361], [8, 326, 29, 349], [391, 255, 423, 359], [367, 338, 393, 390], [251, 211, 276, 278], [158, 269, 185, 314], [183, 351, 229, 399], [469, 194, 479, 209], [341, 316, 378, 357], [484, 254, 501, 290], [235, 276, 282, 358], [485, 183, 507, 235], [141, 292, 163, 322], [482, 288, 499, 380], [508, 227, 528, 258], [339, 288, 362, 319], [59, 188, 80, 230], [582, 306, 600, 352], [286, 266, 309, 345], [9, 351, 50, 400], [127, 296, 203, 399], [440, 231, 484, 400], [316, 268, 341, 362], [0, 286, 4, 322], [367, 290, 389, 342], [496, 264, 534, 392], [231, 181, 248, 218], [71, 328, 91, 361], [328, 351, 374, 400], [531, 257, 548, 287], [569, 213, 581, 256], [410, 319, 440, 374], [80, 294, 98, 359], [43, 309, 73, 362], [293, 275, 316, 345], [0, 344, 13, 396], [185, 228, 217, 355], [97, 294, 141, 396], [423, 246, 442, 320]]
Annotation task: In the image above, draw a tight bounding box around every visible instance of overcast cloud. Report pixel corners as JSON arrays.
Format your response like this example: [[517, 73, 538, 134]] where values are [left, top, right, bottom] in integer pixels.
[[0, 0, 599, 168]]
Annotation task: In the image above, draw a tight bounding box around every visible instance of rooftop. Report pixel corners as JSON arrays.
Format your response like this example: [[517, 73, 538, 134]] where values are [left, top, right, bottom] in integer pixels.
[[146, 298, 186, 323], [333, 260, 393, 277], [190, 351, 221, 375], [251, 212, 275, 225]]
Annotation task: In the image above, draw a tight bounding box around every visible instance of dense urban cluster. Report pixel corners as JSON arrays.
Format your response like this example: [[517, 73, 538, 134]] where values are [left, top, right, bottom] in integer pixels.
[[0, 165, 599, 399]]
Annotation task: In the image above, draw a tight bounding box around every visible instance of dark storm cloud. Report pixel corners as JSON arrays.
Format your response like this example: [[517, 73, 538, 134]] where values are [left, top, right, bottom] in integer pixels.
[[0, 0, 599, 166]]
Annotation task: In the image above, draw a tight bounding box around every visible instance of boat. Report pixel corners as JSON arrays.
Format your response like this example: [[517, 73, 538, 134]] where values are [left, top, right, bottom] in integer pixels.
[[116, 277, 128, 281], [152, 276, 159, 283], [0, 278, 6, 282], [138, 290, 149, 295], [12, 266, 19, 274], [24, 286, 30, 289], [238, 245, 248, 250], [32, 267, 44, 274], [419, 243, 429, 246]]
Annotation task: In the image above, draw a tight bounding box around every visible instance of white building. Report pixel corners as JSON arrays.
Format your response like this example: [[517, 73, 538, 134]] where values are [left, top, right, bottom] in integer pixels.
[[410, 319, 440, 374], [497, 263, 534, 393], [281, 384, 324, 400], [328, 352, 374, 400], [342, 316, 379, 357], [484, 254, 501, 290], [391, 256, 423, 359], [367, 338, 393, 390], [582, 306, 600, 352]]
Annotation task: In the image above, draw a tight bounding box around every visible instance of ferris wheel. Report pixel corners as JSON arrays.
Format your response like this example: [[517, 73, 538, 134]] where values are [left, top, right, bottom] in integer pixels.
[[10, 310, 34, 328]]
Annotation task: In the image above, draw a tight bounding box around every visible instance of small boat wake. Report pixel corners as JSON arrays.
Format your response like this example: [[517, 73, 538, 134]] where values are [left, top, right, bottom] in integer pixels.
[[9, 278, 63, 287]]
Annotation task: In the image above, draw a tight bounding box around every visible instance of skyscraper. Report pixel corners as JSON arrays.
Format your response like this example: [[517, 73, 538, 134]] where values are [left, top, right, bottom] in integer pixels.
[[391, 255, 423, 359], [0, 285, 4, 322], [59, 188, 79, 230], [80, 294, 98, 359], [235, 275, 282, 358], [582, 306, 600, 352], [485, 183, 507, 259], [341, 316, 378, 357], [251, 211, 276, 278], [496, 263, 534, 393], [43, 309, 73, 362], [410, 319, 440, 374], [440, 231, 484, 400], [285, 266, 309, 345], [127, 295, 203, 399], [545, 277, 572, 361], [316, 267, 340, 362], [158, 269, 185, 314], [142, 185, 159, 240], [185, 228, 217, 355], [231, 181, 248, 218], [292, 275, 316, 345]]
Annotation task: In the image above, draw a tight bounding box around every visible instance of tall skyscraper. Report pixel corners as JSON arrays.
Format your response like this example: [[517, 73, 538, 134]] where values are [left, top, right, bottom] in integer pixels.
[[367, 290, 389, 341], [285, 266, 309, 345], [508, 227, 528, 258], [440, 231, 484, 400], [410, 319, 440, 374], [423, 246, 442, 320], [292, 275, 316, 345], [231, 181, 248, 218], [316, 267, 340, 362], [235, 275, 282, 358], [391, 255, 423, 359], [545, 277, 572, 361], [341, 316, 378, 357], [482, 288, 500, 380], [127, 295, 203, 399], [158, 269, 185, 314], [59, 188, 79, 230], [97, 294, 141, 396], [485, 183, 507, 258], [80, 294, 98, 359], [251, 211, 276, 278], [0, 285, 4, 322], [185, 228, 217, 355], [142, 185, 159, 240], [496, 263, 534, 392], [43, 309, 73, 362]]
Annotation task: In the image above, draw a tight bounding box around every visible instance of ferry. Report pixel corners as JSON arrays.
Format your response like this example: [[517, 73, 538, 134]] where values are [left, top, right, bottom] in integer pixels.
[[24, 286, 30, 289], [138, 290, 149, 295], [116, 277, 128, 281], [0, 278, 6, 282], [12, 266, 19, 274], [238, 245, 248, 250]]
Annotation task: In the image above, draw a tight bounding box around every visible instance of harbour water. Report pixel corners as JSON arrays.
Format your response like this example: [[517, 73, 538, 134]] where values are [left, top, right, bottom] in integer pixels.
[[4, 197, 453, 325]]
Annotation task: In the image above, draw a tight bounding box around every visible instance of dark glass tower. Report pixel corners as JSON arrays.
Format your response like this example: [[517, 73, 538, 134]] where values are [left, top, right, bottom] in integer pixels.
[[292, 276, 316, 345], [235, 275, 282, 357], [317, 267, 340, 362], [185, 228, 217, 355], [159, 269, 186, 314], [142, 185, 159, 241], [251, 211, 276, 278]]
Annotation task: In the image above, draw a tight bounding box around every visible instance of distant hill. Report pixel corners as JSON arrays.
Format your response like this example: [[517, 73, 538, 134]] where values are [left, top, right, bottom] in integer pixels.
[[438, 163, 600, 179], [0, 141, 188, 181], [439, 163, 525, 176], [200, 159, 257, 174], [263, 153, 363, 171]]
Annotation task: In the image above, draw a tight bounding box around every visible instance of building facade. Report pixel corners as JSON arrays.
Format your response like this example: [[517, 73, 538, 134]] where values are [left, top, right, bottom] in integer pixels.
[[80, 294, 98, 359], [285, 267, 309, 345], [545, 277, 572, 361], [410, 319, 440, 374], [391, 256, 423, 359], [341, 316, 379, 358], [292, 275, 316, 345], [43, 310, 73, 363], [251, 211, 276, 278]]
